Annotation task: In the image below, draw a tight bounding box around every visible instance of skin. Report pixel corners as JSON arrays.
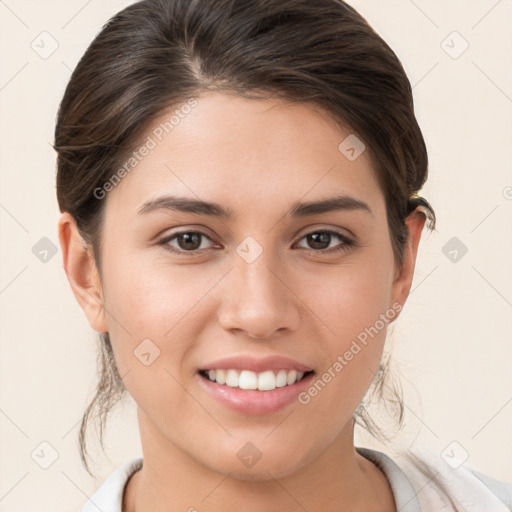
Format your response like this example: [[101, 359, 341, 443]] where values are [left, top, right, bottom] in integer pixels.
[[59, 92, 425, 512]]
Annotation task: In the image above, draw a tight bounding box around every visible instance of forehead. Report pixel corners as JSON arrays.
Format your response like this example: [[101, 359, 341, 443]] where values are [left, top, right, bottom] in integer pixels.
[[105, 92, 384, 220]]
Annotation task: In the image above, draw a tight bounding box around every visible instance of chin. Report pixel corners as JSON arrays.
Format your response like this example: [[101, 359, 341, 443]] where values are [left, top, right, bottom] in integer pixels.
[[202, 447, 315, 482], [227, 468, 279, 482], [216, 461, 301, 482]]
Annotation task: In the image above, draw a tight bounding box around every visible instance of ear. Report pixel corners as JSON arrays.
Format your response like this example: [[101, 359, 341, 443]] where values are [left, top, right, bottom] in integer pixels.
[[391, 209, 427, 310], [58, 212, 108, 333]]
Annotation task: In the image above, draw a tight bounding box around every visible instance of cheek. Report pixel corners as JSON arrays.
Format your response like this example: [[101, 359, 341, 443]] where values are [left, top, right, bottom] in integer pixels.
[[101, 245, 207, 332], [298, 249, 395, 406], [307, 250, 395, 347], [98, 251, 224, 379], [99, 260, 201, 417]]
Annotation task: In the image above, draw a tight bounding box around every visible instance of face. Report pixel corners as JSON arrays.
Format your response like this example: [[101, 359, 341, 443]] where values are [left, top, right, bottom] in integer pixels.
[[62, 92, 422, 480]]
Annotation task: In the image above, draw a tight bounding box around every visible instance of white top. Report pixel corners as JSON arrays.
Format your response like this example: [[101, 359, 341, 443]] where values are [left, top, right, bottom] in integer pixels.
[[81, 446, 512, 512]]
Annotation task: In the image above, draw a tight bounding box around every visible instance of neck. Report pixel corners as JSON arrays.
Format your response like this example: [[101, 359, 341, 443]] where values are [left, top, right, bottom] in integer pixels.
[[123, 412, 396, 512]]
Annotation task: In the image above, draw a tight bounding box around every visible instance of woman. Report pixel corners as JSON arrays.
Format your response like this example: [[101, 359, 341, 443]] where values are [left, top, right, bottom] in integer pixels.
[[54, 0, 512, 510]]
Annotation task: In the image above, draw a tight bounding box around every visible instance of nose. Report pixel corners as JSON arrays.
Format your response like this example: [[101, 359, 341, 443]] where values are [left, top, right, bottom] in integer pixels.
[[217, 249, 301, 339]]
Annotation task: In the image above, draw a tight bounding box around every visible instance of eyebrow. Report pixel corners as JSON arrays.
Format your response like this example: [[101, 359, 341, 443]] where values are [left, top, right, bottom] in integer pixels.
[[137, 194, 373, 219]]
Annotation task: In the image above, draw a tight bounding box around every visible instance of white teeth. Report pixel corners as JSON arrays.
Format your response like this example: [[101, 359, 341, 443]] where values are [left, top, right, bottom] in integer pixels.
[[225, 369, 239, 387], [216, 369, 226, 385], [286, 370, 297, 385], [203, 369, 308, 390], [276, 369, 287, 387], [258, 370, 276, 391], [239, 370, 258, 390]]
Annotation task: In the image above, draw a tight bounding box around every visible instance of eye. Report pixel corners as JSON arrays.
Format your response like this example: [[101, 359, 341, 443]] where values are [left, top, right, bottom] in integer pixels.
[[294, 230, 354, 254], [158, 229, 355, 255], [159, 231, 217, 253]]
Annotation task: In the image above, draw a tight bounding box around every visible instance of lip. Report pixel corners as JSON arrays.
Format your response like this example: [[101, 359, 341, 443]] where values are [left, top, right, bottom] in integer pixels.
[[198, 355, 313, 373], [197, 370, 315, 415]]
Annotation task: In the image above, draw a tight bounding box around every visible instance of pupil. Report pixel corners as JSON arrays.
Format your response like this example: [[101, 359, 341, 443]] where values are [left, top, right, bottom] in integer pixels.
[[179, 233, 201, 250], [308, 232, 330, 249]]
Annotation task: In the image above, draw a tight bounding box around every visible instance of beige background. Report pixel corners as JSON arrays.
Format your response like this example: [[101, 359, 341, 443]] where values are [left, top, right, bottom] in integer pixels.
[[0, 0, 511, 510]]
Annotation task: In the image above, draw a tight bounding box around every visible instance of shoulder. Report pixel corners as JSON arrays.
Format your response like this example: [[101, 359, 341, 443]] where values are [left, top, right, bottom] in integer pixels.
[[81, 457, 143, 512], [393, 445, 512, 511]]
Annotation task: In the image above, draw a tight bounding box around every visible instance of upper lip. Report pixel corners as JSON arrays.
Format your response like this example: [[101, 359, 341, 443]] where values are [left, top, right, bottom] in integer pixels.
[[199, 355, 313, 373]]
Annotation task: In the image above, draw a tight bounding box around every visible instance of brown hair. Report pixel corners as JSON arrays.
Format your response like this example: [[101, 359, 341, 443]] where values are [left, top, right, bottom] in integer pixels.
[[54, 0, 440, 493]]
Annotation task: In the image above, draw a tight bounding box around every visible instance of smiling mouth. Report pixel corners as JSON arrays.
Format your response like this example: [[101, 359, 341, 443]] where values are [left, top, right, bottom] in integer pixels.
[[198, 368, 315, 391]]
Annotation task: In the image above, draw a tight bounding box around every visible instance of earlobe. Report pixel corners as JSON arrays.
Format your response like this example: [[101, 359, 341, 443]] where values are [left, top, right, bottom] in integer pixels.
[[58, 212, 108, 333], [391, 209, 427, 311]]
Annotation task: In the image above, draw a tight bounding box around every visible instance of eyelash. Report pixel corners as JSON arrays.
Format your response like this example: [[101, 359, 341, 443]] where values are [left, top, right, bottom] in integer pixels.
[[157, 229, 355, 256]]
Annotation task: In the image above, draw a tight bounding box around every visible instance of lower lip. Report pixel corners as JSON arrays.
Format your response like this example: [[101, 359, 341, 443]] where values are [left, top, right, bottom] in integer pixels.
[[197, 372, 315, 415]]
